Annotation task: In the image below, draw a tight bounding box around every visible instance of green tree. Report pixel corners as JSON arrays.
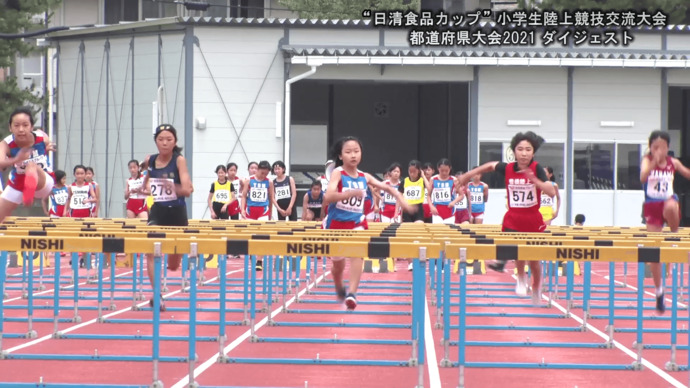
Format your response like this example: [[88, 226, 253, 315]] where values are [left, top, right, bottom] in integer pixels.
[[278, 0, 420, 20], [0, 0, 62, 136], [517, 0, 688, 24]]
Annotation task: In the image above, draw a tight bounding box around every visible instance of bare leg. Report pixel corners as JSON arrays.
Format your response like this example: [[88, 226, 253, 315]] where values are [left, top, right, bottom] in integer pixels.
[[348, 258, 363, 294]]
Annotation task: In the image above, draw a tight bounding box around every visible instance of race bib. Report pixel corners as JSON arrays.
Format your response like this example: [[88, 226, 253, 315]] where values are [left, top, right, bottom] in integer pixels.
[[383, 191, 396, 204], [336, 187, 364, 213], [213, 189, 230, 203], [149, 178, 178, 202], [53, 190, 68, 206], [128, 178, 145, 199], [471, 192, 484, 204], [275, 186, 291, 200], [540, 195, 553, 207], [249, 187, 268, 203], [455, 196, 467, 210], [70, 193, 90, 209], [508, 184, 537, 208], [646, 176, 673, 200], [432, 188, 451, 204], [15, 152, 48, 173], [404, 186, 422, 201]]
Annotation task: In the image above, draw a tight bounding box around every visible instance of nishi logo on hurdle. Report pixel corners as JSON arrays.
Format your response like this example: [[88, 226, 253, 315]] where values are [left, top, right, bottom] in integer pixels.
[[3, 218, 690, 387]]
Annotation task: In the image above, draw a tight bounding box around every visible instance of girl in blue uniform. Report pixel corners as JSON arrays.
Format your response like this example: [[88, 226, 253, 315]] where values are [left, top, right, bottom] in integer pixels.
[[324, 136, 414, 310], [141, 124, 193, 310]]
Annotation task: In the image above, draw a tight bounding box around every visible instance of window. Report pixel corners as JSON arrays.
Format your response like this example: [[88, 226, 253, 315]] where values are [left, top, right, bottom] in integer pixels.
[[617, 143, 643, 190], [573, 143, 614, 190], [104, 0, 138, 24], [535, 143, 565, 187], [206, 0, 229, 18], [478, 142, 504, 188], [142, 0, 178, 19]]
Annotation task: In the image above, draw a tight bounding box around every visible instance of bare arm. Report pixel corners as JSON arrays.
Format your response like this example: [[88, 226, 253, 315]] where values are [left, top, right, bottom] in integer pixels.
[[41, 195, 50, 216], [640, 156, 654, 184], [175, 156, 194, 197], [457, 162, 499, 187], [553, 183, 561, 216], [268, 180, 275, 219], [483, 183, 489, 202], [288, 176, 297, 211], [366, 174, 414, 213]]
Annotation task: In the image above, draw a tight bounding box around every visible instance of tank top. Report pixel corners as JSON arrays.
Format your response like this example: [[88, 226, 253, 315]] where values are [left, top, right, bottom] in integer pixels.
[[502, 161, 545, 233], [128, 176, 146, 199], [326, 167, 368, 223], [644, 155, 675, 202], [50, 186, 69, 212], [69, 183, 91, 210], [5, 131, 52, 190], [212, 180, 232, 204], [147, 153, 185, 207], [247, 175, 270, 208], [468, 182, 485, 213], [382, 180, 399, 206], [402, 177, 425, 205], [230, 176, 241, 201], [274, 176, 293, 208], [307, 190, 324, 209], [454, 192, 468, 211], [431, 175, 456, 206]]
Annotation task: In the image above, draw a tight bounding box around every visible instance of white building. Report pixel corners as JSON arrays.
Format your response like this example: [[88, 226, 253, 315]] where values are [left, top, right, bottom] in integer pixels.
[[43, 16, 690, 226]]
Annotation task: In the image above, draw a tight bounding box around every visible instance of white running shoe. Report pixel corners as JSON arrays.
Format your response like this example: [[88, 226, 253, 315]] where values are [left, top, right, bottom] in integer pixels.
[[531, 286, 542, 305], [515, 276, 528, 296], [407, 263, 414, 271]]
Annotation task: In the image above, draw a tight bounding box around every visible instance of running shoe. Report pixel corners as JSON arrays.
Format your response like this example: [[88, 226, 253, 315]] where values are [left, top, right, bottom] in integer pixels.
[[488, 260, 506, 273], [148, 296, 166, 312], [656, 293, 666, 314], [515, 276, 528, 296], [255, 259, 263, 271], [345, 293, 357, 310], [336, 286, 347, 302]]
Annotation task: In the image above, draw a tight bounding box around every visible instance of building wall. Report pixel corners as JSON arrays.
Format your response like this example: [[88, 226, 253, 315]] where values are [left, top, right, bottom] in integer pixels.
[[191, 26, 285, 218], [56, 32, 185, 217], [52, 0, 101, 27]]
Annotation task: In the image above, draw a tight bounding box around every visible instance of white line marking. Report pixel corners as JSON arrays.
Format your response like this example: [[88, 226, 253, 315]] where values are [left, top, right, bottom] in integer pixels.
[[425, 299, 442, 388], [171, 271, 330, 388], [3, 271, 134, 304], [597, 272, 687, 309], [5, 268, 243, 353], [531, 273, 687, 388]]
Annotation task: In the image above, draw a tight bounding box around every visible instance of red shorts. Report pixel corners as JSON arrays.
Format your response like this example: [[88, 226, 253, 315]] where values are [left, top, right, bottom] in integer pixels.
[[643, 199, 677, 227], [247, 206, 269, 220], [435, 204, 454, 220], [323, 217, 368, 230], [70, 208, 91, 218], [227, 200, 240, 216], [381, 204, 397, 219], [455, 209, 470, 224], [423, 203, 431, 219], [502, 210, 546, 233], [126, 198, 147, 215], [471, 212, 484, 218]]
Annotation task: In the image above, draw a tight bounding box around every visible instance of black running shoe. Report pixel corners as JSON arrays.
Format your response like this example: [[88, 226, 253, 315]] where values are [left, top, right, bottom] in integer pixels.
[[488, 261, 505, 273], [336, 286, 347, 302], [345, 293, 357, 310], [255, 260, 263, 271], [149, 297, 166, 312], [656, 293, 666, 314]]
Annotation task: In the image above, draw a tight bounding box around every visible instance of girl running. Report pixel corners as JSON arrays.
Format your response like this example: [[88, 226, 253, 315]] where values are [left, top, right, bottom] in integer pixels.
[[428, 158, 457, 224], [325, 136, 414, 310], [457, 131, 556, 304], [125, 159, 148, 219], [451, 171, 472, 225]]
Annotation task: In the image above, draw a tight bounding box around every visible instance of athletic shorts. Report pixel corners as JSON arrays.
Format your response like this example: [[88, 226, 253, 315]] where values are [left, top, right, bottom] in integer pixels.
[[644, 196, 678, 227], [402, 204, 424, 223], [1, 174, 54, 205], [247, 205, 270, 220], [323, 216, 368, 231], [212, 202, 229, 220], [70, 208, 91, 218], [148, 204, 189, 226], [471, 212, 484, 219], [227, 200, 240, 216], [455, 209, 470, 224], [127, 198, 148, 216]]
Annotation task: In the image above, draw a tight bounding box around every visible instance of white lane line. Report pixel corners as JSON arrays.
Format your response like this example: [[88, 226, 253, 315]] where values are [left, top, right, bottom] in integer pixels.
[[5, 268, 243, 353], [3, 270, 134, 304], [424, 299, 442, 388], [595, 272, 688, 309], [171, 271, 330, 388]]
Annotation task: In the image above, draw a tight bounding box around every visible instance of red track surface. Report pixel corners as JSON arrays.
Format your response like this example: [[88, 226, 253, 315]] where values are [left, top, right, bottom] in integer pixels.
[[1, 260, 689, 387]]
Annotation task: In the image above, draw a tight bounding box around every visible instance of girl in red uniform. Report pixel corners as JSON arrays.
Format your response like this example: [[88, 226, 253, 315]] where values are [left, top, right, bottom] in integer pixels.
[[380, 163, 402, 223], [125, 159, 148, 219], [458, 132, 556, 304], [64, 165, 96, 218]]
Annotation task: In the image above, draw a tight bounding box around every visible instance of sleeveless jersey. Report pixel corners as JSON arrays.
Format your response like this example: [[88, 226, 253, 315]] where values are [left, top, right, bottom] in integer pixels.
[[212, 180, 232, 204], [307, 190, 324, 209], [454, 192, 468, 211], [431, 175, 456, 206], [274, 176, 292, 206], [49, 186, 69, 214], [128, 176, 146, 199], [147, 153, 185, 207], [247, 175, 270, 208], [382, 180, 399, 206], [402, 177, 425, 205], [468, 183, 485, 213], [5, 131, 52, 190], [69, 184, 91, 210], [326, 167, 368, 223], [644, 156, 675, 202], [88, 181, 98, 210], [503, 161, 544, 232]]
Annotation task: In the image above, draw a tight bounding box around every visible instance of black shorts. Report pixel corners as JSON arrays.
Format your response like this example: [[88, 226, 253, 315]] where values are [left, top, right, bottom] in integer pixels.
[[148, 204, 189, 226], [402, 204, 425, 223], [212, 202, 229, 220], [310, 208, 322, 220]]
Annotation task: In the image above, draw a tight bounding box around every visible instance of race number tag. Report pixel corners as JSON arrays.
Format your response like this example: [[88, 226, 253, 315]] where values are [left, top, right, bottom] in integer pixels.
[[275, 186, 291, 200], [470, 191, 484, 204], [404, 186, 422, 201], [128, 178, 145, 199], [336, 187, 364, 213], [383, 191, 396, 204], [455, 196, 467, 210], [508, 184, 537, 208], [540, 195, 553, 207], [70, 188, 90, 210], [15, 152, 48, 173], [646, 176, 673, 200], [53, 190, 68, 206], [149, 178, 178, 202], [249, 187, 268, 203], [214, 189, 230, 203], [432, 188, 451, 204]]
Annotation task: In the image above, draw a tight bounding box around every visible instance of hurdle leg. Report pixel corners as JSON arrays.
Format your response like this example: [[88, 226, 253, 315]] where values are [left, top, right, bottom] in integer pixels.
[[632, 262, 644, 370], [267, 255, 274, 325], [242, 254, 249, 325], [109, 253, 116, 310], [305, 255, 312, 293], [38, 252, 45, 291], [0, 251, 7, 355], [262, 256, 269, 313], [21, 251, 27, 298], [666, 263, 679, 371], [566, 261, 574, 316], [138, 253, 146, 301], [282, 255, 288, 312], [180, 254, 188, 291], [250, 255, 258, 341], [26, 252, 37, 338], [435, 256, 443, 329], [188, 243, 199, 388], [162, 254, 169, 292], [605, 261, 615, 348], [583, 262, 592, 321], [413, 253, 427, 388], [217, 254, 228, 362], [151, 242, 163, 388], [440, 256, 452, 367], [97, 253, 104, 322], [457, 248, 467, 388], [132, 253, 139, 310], [52, 252, 61, 336]]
